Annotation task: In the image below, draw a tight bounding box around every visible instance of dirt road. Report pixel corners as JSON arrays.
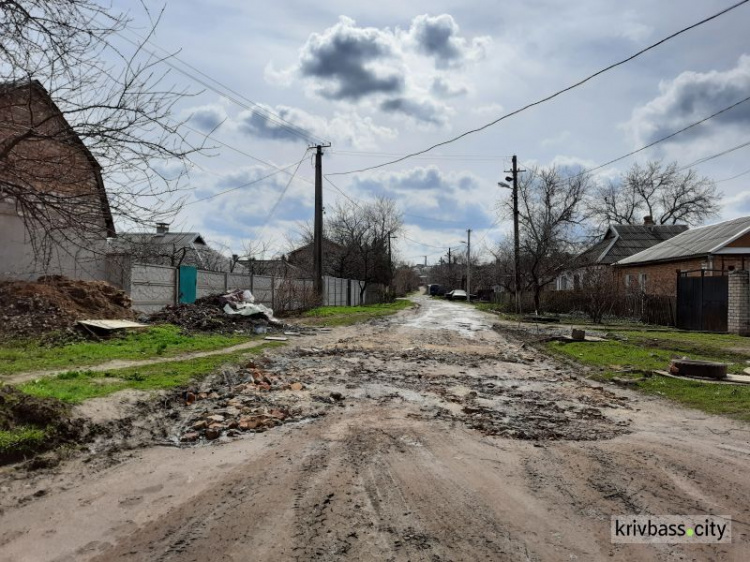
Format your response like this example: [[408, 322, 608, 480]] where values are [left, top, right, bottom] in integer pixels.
[[2, 295, 749, 561]]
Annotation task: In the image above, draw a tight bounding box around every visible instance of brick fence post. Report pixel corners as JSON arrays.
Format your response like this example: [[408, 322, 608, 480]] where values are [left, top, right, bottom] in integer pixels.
[[728, 270, 750, 336]]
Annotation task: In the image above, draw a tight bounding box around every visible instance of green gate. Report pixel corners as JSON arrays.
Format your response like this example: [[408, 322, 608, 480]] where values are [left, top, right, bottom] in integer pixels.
[[179, 265, 197, 304]]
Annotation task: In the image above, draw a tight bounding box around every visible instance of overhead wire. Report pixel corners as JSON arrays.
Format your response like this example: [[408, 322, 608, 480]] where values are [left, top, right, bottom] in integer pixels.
[[109, 26, 325, 145], [183, 156, 307, 206], [327, 0, 749, 177]]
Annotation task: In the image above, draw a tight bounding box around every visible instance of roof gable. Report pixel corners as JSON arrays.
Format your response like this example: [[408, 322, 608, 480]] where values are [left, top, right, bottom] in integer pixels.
[[574, 224, 688, 266]]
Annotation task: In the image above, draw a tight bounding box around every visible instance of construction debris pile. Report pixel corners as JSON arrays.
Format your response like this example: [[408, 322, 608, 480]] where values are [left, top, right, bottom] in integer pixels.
[[173, 356, 339, 444], [0, 276, 135, 340], [148, 290, 284, 334]]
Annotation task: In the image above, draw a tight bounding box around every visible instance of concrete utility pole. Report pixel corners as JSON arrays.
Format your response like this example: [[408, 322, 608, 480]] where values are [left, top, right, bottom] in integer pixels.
[[467, 229, 472, 302], [313, 144, 331, 300]]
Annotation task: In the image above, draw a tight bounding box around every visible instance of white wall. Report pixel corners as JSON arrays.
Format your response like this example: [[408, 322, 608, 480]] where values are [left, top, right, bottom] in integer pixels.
[[0, 200, 107, 281]]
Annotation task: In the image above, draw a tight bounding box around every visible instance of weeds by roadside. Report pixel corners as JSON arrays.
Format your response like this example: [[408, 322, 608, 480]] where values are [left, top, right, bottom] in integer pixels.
[[299, 300, 414, 327], [542, 334, 750, 422], [18, 342, 285, 404], [0, 325, 255, 376]]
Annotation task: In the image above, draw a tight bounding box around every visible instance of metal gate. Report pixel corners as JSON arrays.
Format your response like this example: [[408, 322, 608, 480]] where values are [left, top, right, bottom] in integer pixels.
[[676, 269, 728, 332]]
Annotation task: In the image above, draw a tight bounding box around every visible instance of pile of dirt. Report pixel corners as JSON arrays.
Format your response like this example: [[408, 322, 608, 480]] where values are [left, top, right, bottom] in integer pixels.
[[0, 386, 83, 465], [171, 358, 335, 444], [0, 276, 135, 340], [148, 294, 283, 334]]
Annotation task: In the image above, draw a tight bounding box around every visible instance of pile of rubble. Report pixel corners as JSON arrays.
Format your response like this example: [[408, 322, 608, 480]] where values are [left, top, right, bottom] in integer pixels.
[[173, 358, 340, 444], [0, 276, 135, 340], [148, 290, 285, 334]]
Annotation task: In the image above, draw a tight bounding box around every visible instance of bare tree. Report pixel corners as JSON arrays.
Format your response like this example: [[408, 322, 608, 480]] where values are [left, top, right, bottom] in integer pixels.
[[327, 195, 403, 300], [579, 266, 618, 323], [589, 161, 720, 228], [503, 166, 590, 312], [0, 1, 202, 263]]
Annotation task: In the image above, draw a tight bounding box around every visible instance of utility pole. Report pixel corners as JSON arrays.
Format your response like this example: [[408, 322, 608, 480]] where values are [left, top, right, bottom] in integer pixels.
[[424, 256, 427, 267], [467, 229, 472, 302], [387, 230, 393, 295], [504, 155, 525, 314], [447, 247, 452, 288], [313, 144, 330, 301]]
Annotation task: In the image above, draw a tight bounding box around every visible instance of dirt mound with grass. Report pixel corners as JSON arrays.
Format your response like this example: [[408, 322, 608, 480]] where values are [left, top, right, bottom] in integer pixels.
[[0, 386, 83, 465], [0, 276, 135, 340]]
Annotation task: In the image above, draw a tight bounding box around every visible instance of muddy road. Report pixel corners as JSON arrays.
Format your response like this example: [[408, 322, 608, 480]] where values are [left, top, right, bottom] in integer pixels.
[[2, 295, 750, 561]]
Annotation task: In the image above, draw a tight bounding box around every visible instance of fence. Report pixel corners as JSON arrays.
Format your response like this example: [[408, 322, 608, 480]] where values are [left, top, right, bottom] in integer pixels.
[[490, 289, 676, 326], [105, 255, 382, 313]]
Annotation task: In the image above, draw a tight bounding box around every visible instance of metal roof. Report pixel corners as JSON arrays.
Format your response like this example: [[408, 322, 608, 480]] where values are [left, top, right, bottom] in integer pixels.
[[616, 216, 750, 265], [575, 224, 688, 265], [115, 232, 206, 247]]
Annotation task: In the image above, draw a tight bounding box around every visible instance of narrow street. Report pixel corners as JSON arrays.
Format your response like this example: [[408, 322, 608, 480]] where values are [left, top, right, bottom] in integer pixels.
[[2, 295, 749, 561]]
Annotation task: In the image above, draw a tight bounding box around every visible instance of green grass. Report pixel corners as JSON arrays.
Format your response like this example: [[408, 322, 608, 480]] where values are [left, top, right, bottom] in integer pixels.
[[545, 336, 750, 422], [17, 342, 284, 404], [301, 300, 414, 326], [0, 325, 253, 376], [0, 426, 47, 456]]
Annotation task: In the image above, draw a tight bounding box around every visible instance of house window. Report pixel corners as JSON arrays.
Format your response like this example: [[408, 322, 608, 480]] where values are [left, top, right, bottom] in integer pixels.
[[639, 273, 647, 292], [624, 274, 632, 288]]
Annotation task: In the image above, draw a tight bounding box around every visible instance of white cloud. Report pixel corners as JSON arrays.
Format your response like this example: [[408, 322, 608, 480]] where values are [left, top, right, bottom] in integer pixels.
[[626, 55, 750, 147]]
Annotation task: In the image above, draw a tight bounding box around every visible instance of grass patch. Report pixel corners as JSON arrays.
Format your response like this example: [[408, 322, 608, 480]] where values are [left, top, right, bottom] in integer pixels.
[[0, 325, 253, 376], [0, 426, 47, 457], [545, 335, 750, 422], [301, 300, 414, 326], [18, 342, 284, 404]]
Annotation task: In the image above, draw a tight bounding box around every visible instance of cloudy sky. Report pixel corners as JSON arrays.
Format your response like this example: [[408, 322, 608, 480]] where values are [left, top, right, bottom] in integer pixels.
[[113, 0, 750, 263]]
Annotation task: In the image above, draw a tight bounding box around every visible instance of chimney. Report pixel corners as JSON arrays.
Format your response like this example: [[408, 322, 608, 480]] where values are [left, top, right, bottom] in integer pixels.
[[643, 216, 655, 226], [155, 222, 169, 234]]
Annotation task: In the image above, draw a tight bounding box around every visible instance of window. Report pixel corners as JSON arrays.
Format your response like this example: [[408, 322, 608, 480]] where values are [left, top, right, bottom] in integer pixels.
[[624, 274, 632, 288], [639, 273, 647, 292]]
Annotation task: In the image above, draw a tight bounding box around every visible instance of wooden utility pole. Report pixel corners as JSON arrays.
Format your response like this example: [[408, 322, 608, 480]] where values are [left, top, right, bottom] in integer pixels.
[[313, 144, 330, 300], [467, 229, 472, 302], [505, 155, 524, 314]]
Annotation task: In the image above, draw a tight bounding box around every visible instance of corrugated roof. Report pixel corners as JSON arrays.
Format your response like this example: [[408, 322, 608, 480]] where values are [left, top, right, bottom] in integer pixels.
[[574, 224, 688, 266], [617, 216, 750, 265], [115, 232, 206, 247]]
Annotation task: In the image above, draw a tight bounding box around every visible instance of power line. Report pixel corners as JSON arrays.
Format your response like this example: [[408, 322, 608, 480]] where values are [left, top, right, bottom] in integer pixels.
[[678, 138, 750, 170], [717, 167, 750, 183], [583, 93, 750, 178], [328, 0, 749, 177], [183, 157, 306, 206], [182, 122, 315, 185], [110, 26, 325, 145], [261, 153, 309, 226], [518, 93, 750, 183]]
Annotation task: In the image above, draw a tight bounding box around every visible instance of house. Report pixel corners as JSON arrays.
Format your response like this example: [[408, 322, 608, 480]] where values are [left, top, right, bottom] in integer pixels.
[[615, 215, 750, 296], [113, 223, 230, 271], [0, 80, 115, 281], [555, 217, 688, 290], [235, 256, 305, 278], [286, 239, 349, 278]]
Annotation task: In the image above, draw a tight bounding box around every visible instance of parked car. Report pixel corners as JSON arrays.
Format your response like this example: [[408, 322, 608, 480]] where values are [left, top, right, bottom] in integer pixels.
[[446, 289, 467, 300], [429, 284, 446, 296]]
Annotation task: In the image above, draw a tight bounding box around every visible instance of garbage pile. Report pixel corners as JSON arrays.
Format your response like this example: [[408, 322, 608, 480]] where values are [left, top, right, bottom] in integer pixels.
[[148, 289, 284, 334], [0, 276, 135, 340], [173, 358, 335, 444]]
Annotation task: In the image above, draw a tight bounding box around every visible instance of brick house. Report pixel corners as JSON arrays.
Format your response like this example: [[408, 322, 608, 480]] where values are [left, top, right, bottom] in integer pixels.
[[615, 215, 750, 296], [555, 217, 687, 290], [0, 79, 115, 281]]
